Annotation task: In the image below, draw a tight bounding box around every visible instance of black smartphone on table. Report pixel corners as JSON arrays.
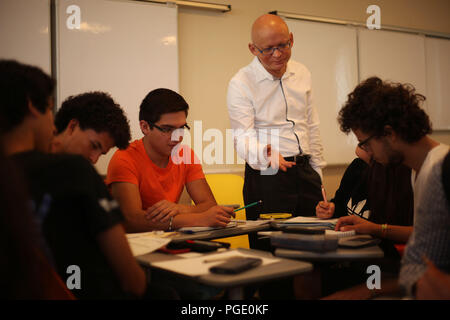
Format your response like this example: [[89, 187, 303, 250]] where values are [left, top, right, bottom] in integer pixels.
[[209, 257, 262, 274]]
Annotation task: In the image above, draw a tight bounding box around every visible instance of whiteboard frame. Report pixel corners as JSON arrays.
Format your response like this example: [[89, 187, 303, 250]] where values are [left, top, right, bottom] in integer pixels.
[[274, 10, 450, 40]]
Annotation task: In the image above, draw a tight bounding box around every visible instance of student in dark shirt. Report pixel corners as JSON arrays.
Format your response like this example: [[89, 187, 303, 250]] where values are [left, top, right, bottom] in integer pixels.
[[316, 146, 413, 243], [316, 146, 372, 219], [11, 151, 136, 299], [0, 147, 74, 299], [0, 59, 150, 299], [311, 146, 414, 298]]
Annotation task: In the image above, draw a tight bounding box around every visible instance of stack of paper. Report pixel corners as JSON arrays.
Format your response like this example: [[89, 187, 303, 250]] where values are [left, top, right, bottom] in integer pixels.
[[177, 220, 270, 234], [324, 229, 356, 238], [236, 220, 271, 226], [126, 232, 172, 256], [276, 216, 339, 229], [178, 221, 238, 233]]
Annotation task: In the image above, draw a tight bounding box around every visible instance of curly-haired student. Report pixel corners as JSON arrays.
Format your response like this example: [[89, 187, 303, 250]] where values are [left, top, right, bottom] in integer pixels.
[[52, 91, 131, 164], [326, 77, 449, 299]]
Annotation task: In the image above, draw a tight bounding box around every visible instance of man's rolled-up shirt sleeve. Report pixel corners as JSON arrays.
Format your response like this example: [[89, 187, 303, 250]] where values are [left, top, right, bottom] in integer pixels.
[[305, 89, 326, 180], [227, 79, 270, 170]]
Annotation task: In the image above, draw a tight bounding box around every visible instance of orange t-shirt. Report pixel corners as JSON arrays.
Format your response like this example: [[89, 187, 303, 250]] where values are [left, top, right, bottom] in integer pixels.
[[105, 139, 205, 210]]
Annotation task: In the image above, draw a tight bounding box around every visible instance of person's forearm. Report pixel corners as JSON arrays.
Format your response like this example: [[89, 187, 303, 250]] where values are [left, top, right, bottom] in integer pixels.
[[172, 213, 205, 228], [123, 209, 169, 233], [370, 224, 413, 243], [307, 105, 326, 174], [178, 200, 216, 215], [125, 209, 212, 232]]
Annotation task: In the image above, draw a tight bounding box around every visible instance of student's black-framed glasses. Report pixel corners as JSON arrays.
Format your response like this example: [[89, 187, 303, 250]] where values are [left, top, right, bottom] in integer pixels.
[[357, 134, 377, 152], [148, 122, 190, 134]]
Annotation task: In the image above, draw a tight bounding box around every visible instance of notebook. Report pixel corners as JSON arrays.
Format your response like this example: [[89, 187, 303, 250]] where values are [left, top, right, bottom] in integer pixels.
[[178, 221, 238, 233], [276, 216, 338, 229], [324, 229, 356, 238], [337, 235, 381, 248]]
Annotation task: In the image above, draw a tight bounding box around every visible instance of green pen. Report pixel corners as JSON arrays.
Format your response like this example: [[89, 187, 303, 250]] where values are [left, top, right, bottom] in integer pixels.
[[233, 200, 262, 212]]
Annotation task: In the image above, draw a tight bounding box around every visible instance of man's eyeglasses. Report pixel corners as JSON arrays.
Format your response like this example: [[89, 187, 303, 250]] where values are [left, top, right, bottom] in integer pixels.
[[253, 40, 292, 56], [149, 122, 190, 134], [357, 134, 376, 152]]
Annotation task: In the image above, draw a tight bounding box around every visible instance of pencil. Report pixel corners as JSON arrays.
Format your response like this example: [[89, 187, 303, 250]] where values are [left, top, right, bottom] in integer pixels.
[[321, 185, 327, 204], [234, 200, 262, 212]]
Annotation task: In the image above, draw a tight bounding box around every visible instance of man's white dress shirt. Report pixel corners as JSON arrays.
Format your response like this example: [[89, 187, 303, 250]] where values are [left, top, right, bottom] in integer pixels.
[[227, 56, 326, 178]]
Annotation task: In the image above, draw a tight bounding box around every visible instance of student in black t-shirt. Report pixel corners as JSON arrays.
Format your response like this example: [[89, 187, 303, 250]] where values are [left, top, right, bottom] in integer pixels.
[[303, 103, 414, 300], [316, 146, 413, 243], [316, 146, 372, 219], [0, 59, 153, 299], [0, 146, 75, 299]]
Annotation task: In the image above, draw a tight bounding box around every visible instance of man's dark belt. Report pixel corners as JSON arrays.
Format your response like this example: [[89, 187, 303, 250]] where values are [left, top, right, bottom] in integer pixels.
[[284, 154, 310, 164]]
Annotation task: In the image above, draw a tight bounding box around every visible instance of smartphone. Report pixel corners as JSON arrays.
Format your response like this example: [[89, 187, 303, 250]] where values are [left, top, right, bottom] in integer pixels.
[[168, 240, 230, 252], [209, 257, 262, 274]]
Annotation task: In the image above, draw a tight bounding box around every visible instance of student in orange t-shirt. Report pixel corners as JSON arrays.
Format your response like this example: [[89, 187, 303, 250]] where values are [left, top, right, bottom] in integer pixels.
[[106, 88, 234, 232]]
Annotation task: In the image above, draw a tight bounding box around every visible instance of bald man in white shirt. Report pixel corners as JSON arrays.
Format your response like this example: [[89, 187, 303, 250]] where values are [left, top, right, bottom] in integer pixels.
[[227, 14, 325, 248]]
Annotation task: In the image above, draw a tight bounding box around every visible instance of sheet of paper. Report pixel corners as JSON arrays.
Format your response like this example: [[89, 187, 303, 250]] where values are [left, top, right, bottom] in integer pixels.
[[234, 220, 271, 226], [151, 250, 280, 277], [178, 221, 238, 233], [282, 216, 339, 224], [126, 232, 172, 257]]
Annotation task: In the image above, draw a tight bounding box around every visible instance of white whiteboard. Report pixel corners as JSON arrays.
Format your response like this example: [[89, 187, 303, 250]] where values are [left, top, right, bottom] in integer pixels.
[[285, 18, 450, 164], [426, 37, 450, 130], [358, 29, 427, 102], [0, 0, 51, 73], [56, 0, 178, 175], [285, 19, 359, 165]]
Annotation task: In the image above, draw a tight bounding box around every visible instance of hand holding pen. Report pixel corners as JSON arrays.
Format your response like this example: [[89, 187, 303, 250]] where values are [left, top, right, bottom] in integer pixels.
[[201, 200, 263, 227], [316, 185, 335, 219]]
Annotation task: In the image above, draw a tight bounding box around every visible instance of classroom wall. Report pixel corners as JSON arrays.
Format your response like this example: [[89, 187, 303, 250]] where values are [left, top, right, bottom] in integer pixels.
[[177, 0, 450, 203]]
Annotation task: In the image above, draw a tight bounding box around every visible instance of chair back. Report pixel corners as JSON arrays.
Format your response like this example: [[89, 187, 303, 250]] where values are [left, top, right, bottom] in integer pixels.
[[205, 173, 249, 248]]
